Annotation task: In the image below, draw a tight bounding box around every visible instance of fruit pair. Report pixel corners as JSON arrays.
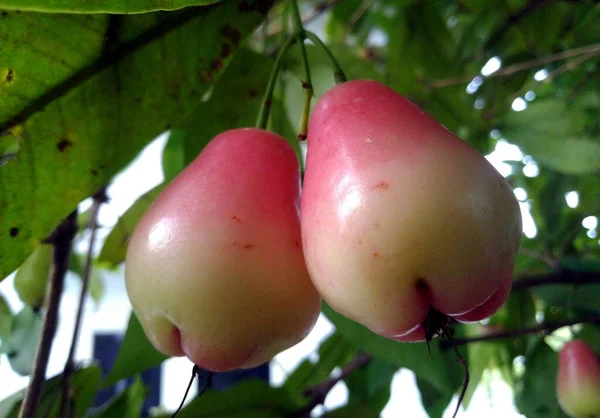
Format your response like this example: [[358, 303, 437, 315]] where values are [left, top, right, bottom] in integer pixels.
[[125, 80, 522, 371]]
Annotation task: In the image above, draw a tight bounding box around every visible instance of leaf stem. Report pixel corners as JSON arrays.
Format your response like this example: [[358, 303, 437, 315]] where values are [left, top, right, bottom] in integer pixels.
[[289, 0, 313, 141], [18, 211, 78, 418], [59, 190, 107, 418], [304, 31, 348, 84], [255, 34, 298, 130]]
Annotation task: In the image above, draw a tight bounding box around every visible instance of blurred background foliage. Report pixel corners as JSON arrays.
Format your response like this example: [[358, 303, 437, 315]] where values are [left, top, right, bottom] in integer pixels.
[[0, 0, 599, 417]]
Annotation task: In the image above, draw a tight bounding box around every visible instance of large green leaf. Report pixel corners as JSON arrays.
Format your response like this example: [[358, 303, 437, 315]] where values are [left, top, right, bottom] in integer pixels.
[[173, 47, 275, 167], [0, 0, 222, 13], [91, 376, 145, 418], [345, 358, 396, 415], [284, 332, 357, 396], [323, 304, 462, 395], [97, 184, 165, 267], [415, 377, 453, 418], [102, 312, 168, 388], [0, 365, 102, 418], [0, 0, 273, 281], [154, 379, 301, 418], [2, 306, 43, 376], [503, 99, 600, 175]]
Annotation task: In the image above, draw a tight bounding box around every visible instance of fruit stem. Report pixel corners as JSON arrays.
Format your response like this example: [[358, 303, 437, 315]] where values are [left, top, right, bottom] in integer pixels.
[[304, 30, 348, 84], [289, 0, 313, 140], [255, 33, 297, 130]]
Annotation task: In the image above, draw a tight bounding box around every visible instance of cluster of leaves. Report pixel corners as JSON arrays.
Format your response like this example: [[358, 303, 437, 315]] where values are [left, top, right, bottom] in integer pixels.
[[0, 0, 599, 417]]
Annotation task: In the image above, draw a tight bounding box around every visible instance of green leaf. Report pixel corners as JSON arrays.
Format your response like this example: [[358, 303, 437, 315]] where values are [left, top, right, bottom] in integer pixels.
[[415, 377, 453, 418], [4, 306, 43, 376], [153, 379, 300, 418], [491, 290, 538, 359], [0, 0, 222, 13], [345, 358, 396, 415], [514, 340, 569, 418], [0, 365, 102, 418], [162, 130, 187, 184], [97, 184, 165, 267], [323, 304, 462, 395], [0, 291, 12, 342], [175, 48, 273, 167], [503, 99, 600, 175], [0, 0, 274, 281], [323, 404, 379, 418], [91, 375, 145, 418], [102, 312, 168, 388], [575, 324, 600, 352], [13, 244, 53, 307], [284, 332, 357, 396], [460, 325, 503, 407]]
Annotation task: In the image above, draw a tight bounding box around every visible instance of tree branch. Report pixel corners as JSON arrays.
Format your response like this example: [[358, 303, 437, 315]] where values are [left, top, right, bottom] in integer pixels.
[[289, 353, 373, 418], [428, 42, 600, 89], [59, 190, 107, 418], [18, 211, 78, 418], [513, 270, 600, 291], [443, 314, 600, 348]]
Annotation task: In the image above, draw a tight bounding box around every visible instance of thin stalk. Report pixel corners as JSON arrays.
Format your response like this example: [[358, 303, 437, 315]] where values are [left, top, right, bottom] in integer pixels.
[[255, 34, 298, 130], [59, 190, 106, 418], [289, 0, 313, 140], [304, 31, 347, 84]]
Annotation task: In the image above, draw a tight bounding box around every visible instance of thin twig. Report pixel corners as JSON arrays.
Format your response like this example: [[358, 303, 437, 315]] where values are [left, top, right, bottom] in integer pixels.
[[512, 270, 600, 291], [443, 315, 600, 348], [267, 1, 339, 37], [428, 42, 600, 89], [543, 51, 600, 83], [59, 190, 107, 418], [18, 211, 78, 418], [348, 0, 375, 30], [517, 247, 559, 269], [289, 353, 373, 417]]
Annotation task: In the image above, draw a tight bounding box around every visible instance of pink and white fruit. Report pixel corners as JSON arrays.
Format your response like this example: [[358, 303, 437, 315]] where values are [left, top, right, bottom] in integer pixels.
[[301, 80, 522, 341], [557, 340, 600, 418], [125, 128, 321, 371]]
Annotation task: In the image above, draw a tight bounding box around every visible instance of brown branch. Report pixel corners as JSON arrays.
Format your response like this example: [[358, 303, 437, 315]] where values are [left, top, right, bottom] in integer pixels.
[[59, 190, 107, 418], [18, 211, 78, 418], [513, 270, 600, 291], [428, 42, 600, 89], [443, 315, 600, 348], [289, 353, 373, 417]]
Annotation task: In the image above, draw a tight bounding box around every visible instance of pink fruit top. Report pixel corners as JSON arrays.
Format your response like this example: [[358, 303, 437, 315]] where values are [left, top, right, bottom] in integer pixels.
[[301, 80, 522, 341], [125, 128, 321, 371], [557, 340, 600, 417]]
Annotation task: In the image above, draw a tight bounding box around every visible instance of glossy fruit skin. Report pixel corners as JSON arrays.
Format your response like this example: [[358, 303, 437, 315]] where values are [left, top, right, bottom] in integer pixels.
[[125, 128, 321, 372], [301, 80, 522, 341], [557, 340, 600, 418]]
